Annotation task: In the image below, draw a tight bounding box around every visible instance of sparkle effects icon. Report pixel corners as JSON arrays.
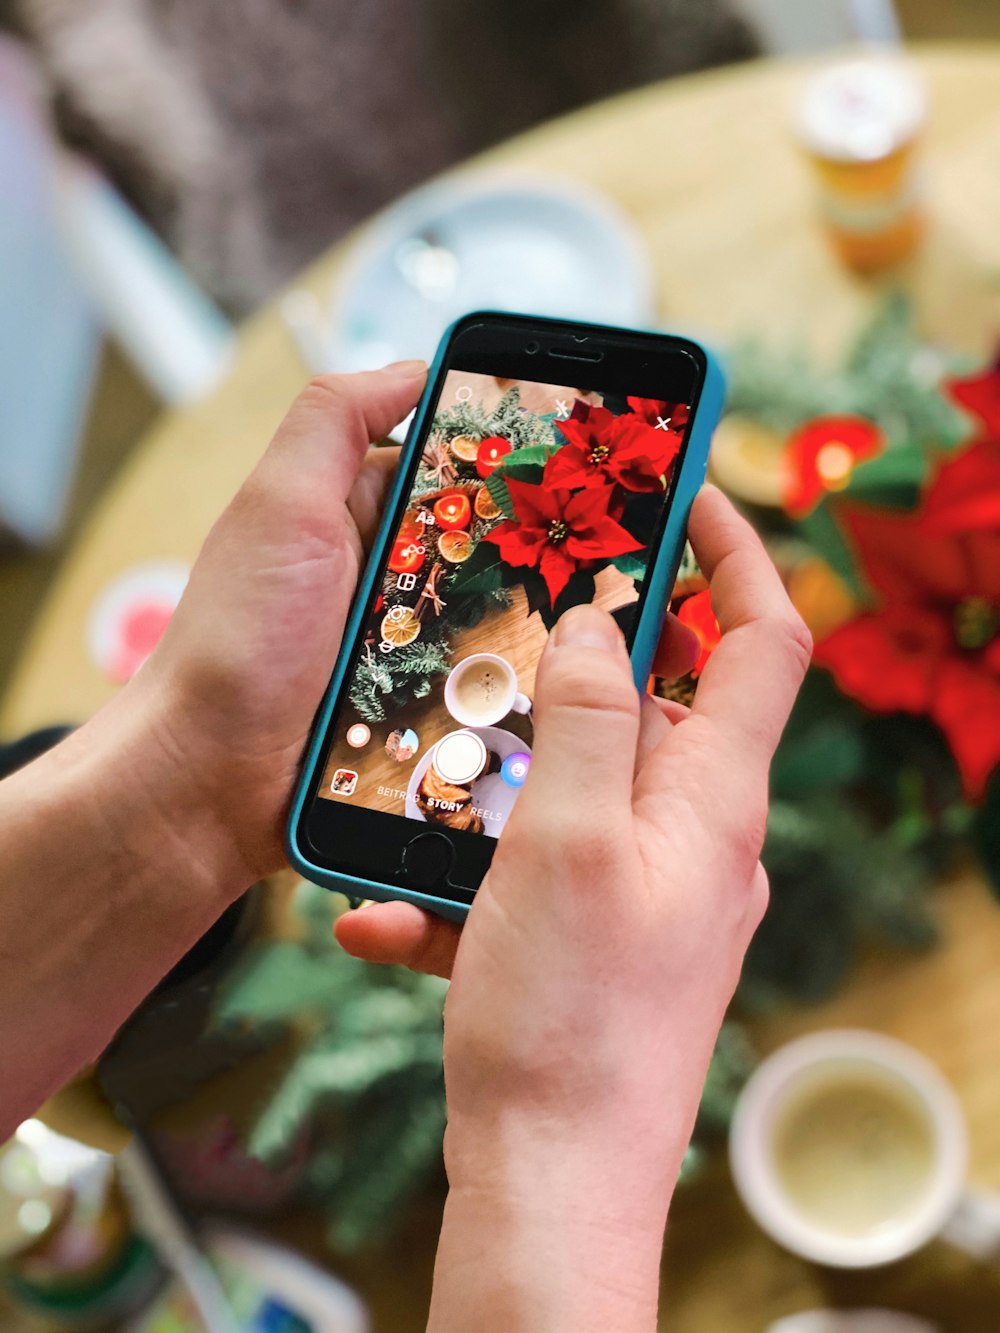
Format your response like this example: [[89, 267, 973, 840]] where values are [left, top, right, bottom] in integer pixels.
[[500, 752, 531, 788]]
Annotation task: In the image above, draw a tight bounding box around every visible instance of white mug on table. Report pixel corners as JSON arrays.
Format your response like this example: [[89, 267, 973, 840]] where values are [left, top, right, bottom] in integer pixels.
[[730, 1029, 1000, 1268]]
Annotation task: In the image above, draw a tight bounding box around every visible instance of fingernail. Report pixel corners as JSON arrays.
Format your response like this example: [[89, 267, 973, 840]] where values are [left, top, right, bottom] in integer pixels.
[[676, 622, 702, 674], [382, 359, 427, 378], [552, 604, 623, 653]]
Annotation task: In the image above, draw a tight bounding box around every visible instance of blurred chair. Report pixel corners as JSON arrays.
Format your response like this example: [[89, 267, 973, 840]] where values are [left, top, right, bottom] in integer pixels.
[[0, 36, 234, 547], [730, 0, 901, 51]]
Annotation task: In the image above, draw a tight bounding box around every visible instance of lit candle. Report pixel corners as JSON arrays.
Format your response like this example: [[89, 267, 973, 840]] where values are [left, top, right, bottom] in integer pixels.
[[433, 491, 472, 531], [475, 435, 513, 478]]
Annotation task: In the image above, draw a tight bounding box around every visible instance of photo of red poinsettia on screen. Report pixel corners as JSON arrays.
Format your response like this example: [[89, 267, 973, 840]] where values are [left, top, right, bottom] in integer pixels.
[[451, 397, 686, 626]]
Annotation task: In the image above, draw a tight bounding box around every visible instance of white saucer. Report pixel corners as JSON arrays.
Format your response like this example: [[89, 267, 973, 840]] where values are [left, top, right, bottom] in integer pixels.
[[329, 171, 653, 374], [405, 725, 530, 840], [767, 1312, 940, 1333]]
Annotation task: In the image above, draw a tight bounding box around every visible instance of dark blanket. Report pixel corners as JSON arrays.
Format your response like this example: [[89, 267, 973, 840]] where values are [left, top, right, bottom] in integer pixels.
[[8, 0, 756, 311]]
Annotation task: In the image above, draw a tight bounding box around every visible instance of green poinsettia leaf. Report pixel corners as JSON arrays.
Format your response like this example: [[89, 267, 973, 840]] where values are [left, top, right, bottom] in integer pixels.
[[846, 441, 927, 508], [498, 444, 555, 469], [493, 460, 548, 487], [447, 541, 509, 595], [771, 719, 865, 798], [484, 470, 515, 519], [611, 551, 648, 582], [974, 770, 1000, 899], [796, 503, 865, 598], [520, 568, 553, 624]]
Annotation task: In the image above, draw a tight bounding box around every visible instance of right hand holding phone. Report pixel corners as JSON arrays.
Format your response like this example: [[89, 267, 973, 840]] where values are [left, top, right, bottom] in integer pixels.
[[336, 486, 811, 1306]]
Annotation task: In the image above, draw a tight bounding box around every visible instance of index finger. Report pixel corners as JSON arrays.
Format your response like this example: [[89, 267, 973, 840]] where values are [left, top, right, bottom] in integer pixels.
[[687, 486, 812, 766]]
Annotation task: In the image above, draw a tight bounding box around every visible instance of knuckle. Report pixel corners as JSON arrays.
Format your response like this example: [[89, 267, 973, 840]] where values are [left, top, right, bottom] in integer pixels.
[[297, 375, 366, 432], [717, 781, 769, 872], [745, 864, 770, 929], [772, 610, 813, 675], [539, 652, 640, 724]]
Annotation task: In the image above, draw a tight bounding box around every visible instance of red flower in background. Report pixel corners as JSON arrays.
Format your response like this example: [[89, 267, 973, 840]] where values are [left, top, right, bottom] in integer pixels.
[[486, 476, 641, 605], [545, 402, 680, 493], [947, 360, 1000, 438], [676, 590, 721, 676], [783, 416, 884, 518], [814, 441, 1000, 798]]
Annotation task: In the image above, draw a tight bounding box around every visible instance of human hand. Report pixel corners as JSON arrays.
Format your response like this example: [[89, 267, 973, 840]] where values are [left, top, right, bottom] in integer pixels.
[[336, 486, 811, 1331], [130, 363, 428, 884], [127, 360, 703, 891]]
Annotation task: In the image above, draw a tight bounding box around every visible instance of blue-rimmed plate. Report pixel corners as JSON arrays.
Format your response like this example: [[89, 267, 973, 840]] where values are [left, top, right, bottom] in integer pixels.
[[329, 172, 653, 374]]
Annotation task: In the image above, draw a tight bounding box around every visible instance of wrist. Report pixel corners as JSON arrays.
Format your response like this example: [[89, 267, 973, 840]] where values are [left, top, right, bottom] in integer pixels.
[[36, 667, 253, 912], [431, 1118, 673, 1333], [0, 675, 253, 1132]]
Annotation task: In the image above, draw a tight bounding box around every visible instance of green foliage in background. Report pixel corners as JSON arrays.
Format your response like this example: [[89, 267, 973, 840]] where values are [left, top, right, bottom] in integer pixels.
[[213, 882, 448, 1251], [726, 294, 970, 452]]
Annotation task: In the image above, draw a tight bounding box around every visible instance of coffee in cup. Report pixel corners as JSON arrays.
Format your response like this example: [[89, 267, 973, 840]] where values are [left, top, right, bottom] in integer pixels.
[[444, 653, 531, 728], [728, 1030, 986, 1268]]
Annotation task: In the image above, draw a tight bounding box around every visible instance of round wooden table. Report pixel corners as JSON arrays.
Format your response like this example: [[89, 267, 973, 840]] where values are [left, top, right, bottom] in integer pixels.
[[6, 43, 1000, 1333]]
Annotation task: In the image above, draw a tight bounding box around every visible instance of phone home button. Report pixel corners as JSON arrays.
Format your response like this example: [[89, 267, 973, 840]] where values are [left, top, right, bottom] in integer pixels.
[[397, 831, 456, 892]]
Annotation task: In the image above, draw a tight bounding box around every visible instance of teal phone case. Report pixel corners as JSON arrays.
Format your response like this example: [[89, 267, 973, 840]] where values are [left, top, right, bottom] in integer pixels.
[[287, 313, 726, 923]]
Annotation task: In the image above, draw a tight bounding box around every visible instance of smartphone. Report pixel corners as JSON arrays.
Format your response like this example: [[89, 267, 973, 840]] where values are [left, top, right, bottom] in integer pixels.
[[287, 312, 724, 921]]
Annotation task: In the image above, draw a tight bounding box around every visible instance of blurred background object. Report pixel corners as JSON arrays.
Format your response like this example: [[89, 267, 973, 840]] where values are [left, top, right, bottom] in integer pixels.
[[731, 0, 901, 52], [3, 0, 759, 313], [0, 38, 100, 546]]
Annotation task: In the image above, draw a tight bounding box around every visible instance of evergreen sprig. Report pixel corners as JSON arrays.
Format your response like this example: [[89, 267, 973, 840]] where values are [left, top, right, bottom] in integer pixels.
[[726, 295, 970, 449], [212, 882, 448, 1250], [349, 637, 453, 723]]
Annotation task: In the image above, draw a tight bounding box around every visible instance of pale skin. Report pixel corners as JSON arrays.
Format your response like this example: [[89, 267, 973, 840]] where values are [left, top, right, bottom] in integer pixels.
[[0, 362, 810, 1332]]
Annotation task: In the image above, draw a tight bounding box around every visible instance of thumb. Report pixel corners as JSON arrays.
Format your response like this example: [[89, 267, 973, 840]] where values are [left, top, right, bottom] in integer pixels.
[[516, 605, 641, 832], [250, 361, 426, 511]]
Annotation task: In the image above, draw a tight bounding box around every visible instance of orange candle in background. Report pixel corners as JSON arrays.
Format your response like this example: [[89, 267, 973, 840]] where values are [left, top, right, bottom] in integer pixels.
[[796, 55, 926, 271]]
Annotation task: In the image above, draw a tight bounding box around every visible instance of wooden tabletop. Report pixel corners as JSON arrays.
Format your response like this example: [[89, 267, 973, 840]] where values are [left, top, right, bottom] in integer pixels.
[[6, 42, 1000, 1333]]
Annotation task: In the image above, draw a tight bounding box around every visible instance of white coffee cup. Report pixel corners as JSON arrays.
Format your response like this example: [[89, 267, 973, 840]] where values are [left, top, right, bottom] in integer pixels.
[[443, 653, 531, 728], [729, 1030, 1000, 1268]]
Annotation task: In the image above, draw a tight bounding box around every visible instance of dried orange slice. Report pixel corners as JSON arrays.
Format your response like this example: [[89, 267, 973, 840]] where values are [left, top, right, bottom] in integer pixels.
[[449, 434, 481, 462], [439, 530, 473, 563], [380, 606, 420, 646], [474, 485, 502, 520]]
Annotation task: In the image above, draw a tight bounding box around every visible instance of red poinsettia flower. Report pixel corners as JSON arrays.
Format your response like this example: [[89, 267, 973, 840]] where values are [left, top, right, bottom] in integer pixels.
[[676, 589, 721, 676], [627, 397, 690, 434], [946, 359, 1000, 438], [486, 476, 642, 605], [545, 402, 681, 493], [813, 441, 1000, 799], [783, 416, 884, 519]]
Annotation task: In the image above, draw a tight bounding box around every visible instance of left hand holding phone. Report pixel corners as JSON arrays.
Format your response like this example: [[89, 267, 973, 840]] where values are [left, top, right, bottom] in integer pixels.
[[0, 364, 426, 1133], [147, 361, 430, 884]]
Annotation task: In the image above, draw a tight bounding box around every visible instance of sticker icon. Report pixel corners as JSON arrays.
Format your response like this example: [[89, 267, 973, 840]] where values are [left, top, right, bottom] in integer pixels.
[[331, 768, 359, 796]]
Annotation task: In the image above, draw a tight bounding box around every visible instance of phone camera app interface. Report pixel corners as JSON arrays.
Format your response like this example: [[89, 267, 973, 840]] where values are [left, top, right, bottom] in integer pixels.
[[321, 373, 692, 839]]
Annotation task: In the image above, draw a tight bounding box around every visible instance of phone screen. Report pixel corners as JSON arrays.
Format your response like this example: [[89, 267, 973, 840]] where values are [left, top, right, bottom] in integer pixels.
[[316, 369, 692, 843]]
